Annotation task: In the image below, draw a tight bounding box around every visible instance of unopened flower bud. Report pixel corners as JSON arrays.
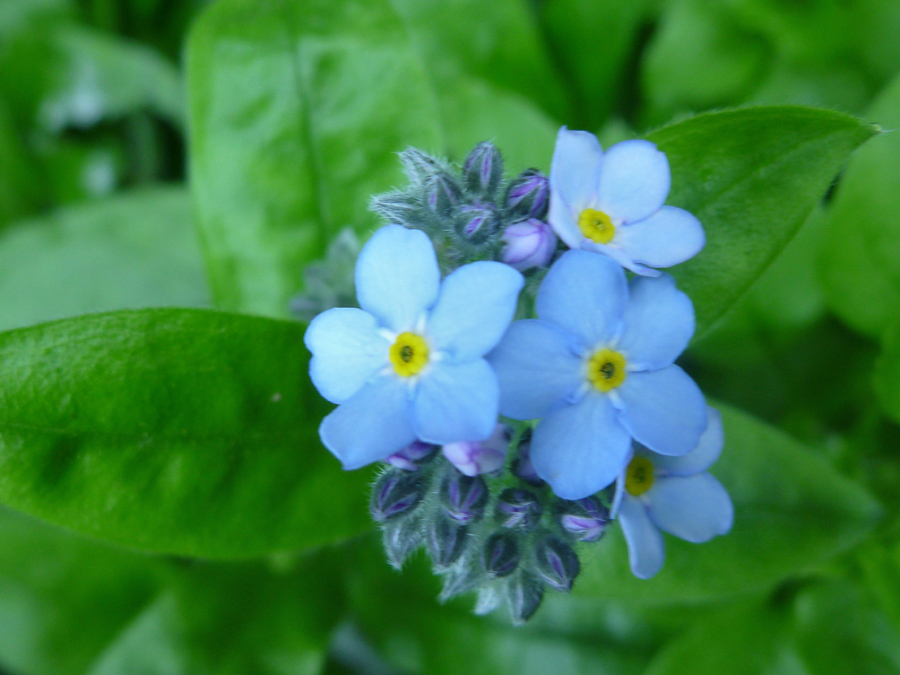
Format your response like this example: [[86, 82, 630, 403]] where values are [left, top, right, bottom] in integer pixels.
[[482, 532, 520, 578], [504, 169, 549, 219], [463, 141, 503, 196], [385, 440, 437, 471], [441, 472, 488, 524], [496, 489, 543, 530], [442, 423, 510, 476], [501, 219, 557, 272], [508, 572, 544, 624], [370, 469, 425, 522], [558, 497, 610, 542], [534, 536, 580, 592], [369, 191, 421, 224], [428, 515, 469, 568], [399, 147, 444, 185], [426, 173, 462, 217], [512, 438, 544, 486], [382, 514, 424, 569], [455, 203, 497, 244]]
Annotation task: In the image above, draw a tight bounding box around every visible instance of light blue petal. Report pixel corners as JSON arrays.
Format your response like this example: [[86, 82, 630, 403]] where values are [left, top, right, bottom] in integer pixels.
[[650, 407, 724, 476], [413, 358, 498, 444], [618, 494, 665, 579], [616, 274, 694, 371], [355, 225, 440, 332], [548, 186, 582, 249], [488, 320, 583, 420], [617, 206, 705, 268], [427, 261, 524, 361], [550, 126, 603, 211], [536, 250, 627, 348], [597, 140, 670, 224], [305, 308, 389, 404], [531, 394, 631, 499], [646, 473, 734, 543], [618, 366, 707, 456], [583, 240, 661, 277], [319, 376, 416, 470]]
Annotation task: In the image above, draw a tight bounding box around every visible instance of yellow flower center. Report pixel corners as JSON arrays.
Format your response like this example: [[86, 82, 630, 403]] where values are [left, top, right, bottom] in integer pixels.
[[578, 208, 615, 244], [389, 332, 429, 377], [586, 348, 627, 392], [625, 456, 655, 496]]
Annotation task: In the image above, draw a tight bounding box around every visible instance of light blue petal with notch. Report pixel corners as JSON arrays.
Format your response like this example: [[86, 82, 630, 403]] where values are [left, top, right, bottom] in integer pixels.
[[646, 473, 734, 543], [427, 261, 524, 362], [355, 225, 440, 333], [617, 206, 705, 268], [618, 495, 666, 579], [413, 359, 498, 444], [648, 408, 724, 476], [550, 126, 603, 211], [597, 140, 670, 224]]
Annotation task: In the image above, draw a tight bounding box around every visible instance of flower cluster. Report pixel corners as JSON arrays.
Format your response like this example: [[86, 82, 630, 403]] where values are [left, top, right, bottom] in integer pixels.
[[303, 129, 733, 622]]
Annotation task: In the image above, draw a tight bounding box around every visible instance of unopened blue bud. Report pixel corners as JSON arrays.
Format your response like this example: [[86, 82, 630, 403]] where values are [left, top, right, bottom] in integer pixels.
[[505, 169, 549, 219], [442, 423, 509, 476], [534, 536, 580, 592], [500, 219, 557, 272], [558, 497, 610, 542], [441, 472, 488, 524], [463, 142, 503, 197], [512, 439, 544, 487], [455, 203, 497, 244], [482, 532, 520, 578], [508, 572, 544, 624], [426, 173, 462, 217], [370, 469, 425, 522], [428, 515, 469, 568], [496, 488, 543, 530], [385, 440, 438, 471]]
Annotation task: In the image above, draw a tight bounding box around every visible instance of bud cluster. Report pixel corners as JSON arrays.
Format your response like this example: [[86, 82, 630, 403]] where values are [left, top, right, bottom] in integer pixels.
[[369, 429, 613, 625], [370, 143, 557, 274]]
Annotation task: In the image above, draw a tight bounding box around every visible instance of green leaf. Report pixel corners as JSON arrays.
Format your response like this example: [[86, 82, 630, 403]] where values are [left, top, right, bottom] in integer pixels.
[[819, 72, 900, 339], [644, 106, 877, 338], [873, 318, 900, 425], [574, 404, 881, 603], [0, 99, 42, 226], [187, 0, 443, 317], [0, 309, 372, 558], [391, 0, 567, 122], [88, 552, 346, 675], [0, 507, 162, 675], [0, 187, 208, 332]]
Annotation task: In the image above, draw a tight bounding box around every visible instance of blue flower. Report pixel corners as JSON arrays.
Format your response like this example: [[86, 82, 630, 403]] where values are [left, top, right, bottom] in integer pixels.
[[613, 408, 733, 579], [305, 225, 524, 470], [549, 127, 705, 276], [487, 250, 707, 499]]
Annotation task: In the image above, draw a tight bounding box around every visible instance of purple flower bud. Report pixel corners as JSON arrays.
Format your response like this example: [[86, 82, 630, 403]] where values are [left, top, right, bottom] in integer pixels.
[[399, 147, 443, 186], [441, 473, 489, 524], [426, 173, 462, 216], [512, 439, 544, 486], [534, 537, 580, 592], [505, 169, 549, 219], [482, 532, 520, 578], [558, 497, 610, 542], [509, 572, 544, 624], [463, 142, 503, 196], [385, 440, 437, 471], [370, 470, 425, 522], [455, 203, 497, 244], [428, 516, 469, 568], [442, 423, 510, 476], [501, 219, 557, 272], [496, 489, 543, 530]]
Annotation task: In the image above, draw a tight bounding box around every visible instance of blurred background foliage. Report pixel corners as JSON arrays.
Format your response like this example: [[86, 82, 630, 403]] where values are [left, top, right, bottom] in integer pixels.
[[1, 0, 900, 673]]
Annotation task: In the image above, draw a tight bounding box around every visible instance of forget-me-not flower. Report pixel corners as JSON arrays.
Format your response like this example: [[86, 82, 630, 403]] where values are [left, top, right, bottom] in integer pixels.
[[613, 408, 733, 579], [549, 127, 705, 275], [305, 225, 524, 470], [488, 250, 707, 500]]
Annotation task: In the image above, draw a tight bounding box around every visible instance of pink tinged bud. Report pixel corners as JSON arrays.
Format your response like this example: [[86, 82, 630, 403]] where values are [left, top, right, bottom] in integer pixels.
[[385, 440, 437, 471], [441, 423, 510, 476], [501, 219, 557, 271]]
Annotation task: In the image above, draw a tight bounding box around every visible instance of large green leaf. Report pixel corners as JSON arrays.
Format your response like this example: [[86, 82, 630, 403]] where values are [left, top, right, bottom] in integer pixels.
[[0, 187, 208, 332], [574, 404, 881, 603], [874, 318, 900, 425], [88, 552, 346, 675], [0, 507, 162, 675], [0, 309, 372, 558], [644, 106, 876, 338], [819, 72, 900, 339], [187, 0, 442, 318]]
